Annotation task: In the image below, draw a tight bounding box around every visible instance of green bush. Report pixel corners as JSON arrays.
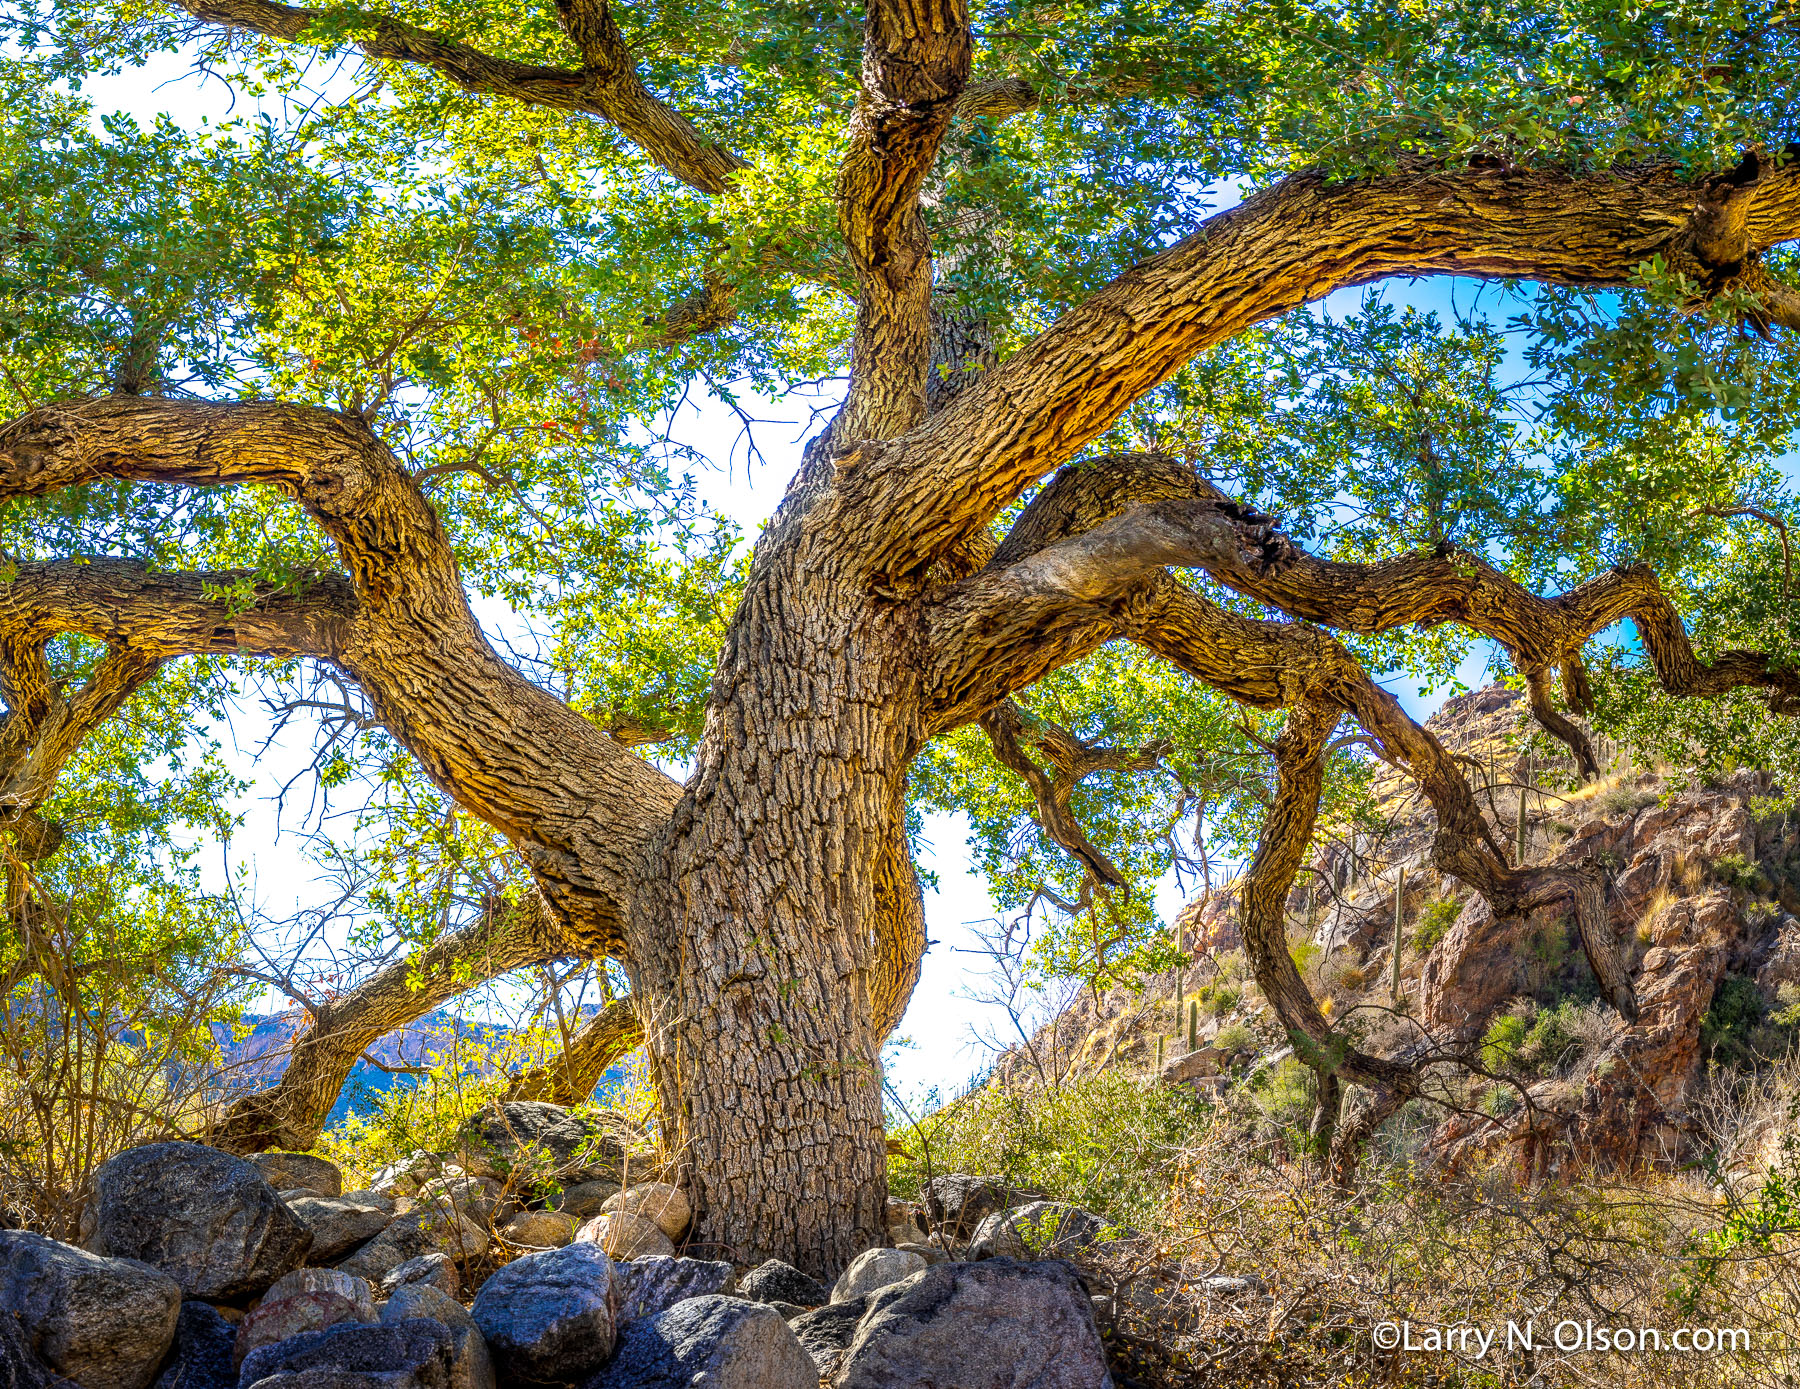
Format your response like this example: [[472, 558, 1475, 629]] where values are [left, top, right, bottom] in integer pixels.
[[1710, 853, 1768, 894], [1699, 975, 1798, 1069], [1481, 1001, 1584, 1077], [1410, 897, 1461, 953], [887, 1071, 1212, 1230], [1213, 1021, 1255, 1059]]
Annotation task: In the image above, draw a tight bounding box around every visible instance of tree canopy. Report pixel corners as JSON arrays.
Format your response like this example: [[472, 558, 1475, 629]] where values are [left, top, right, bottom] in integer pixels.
[[7, 0, 1800, 1268]]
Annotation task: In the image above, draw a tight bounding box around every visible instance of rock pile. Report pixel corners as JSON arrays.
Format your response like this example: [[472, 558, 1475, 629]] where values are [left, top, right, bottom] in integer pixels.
[[2, 1137, 1122, 1388]]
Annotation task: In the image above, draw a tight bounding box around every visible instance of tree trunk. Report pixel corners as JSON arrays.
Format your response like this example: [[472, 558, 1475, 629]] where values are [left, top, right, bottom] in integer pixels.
[[625, 472, 926, 1278]]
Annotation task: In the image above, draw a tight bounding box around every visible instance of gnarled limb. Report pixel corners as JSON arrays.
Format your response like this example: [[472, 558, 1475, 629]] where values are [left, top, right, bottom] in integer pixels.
[[922, 452, 1217, 730], [979, 699, 1165, 889], [548, 0, 746, 194], [215, 893, 570, 1152], [504, 994, 643, 1105], [840, 155, 1800, 579], [0, 398, 683, 951], [175, 0, 743, 194], [833, 0, 972, 441]]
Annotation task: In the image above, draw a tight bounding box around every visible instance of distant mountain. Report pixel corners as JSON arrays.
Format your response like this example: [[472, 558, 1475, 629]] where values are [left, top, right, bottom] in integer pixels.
[[210, 1006, 607, 1128]]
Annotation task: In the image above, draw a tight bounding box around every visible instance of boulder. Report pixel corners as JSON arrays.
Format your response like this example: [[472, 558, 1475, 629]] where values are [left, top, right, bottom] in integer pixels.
[[86, 1144, 311, 1301], [587, 1295, 813, 1389], [735, 1259, 827, 1309], [152, 1301, 237, 1389], [885, 1199, 926, 1246], [371, 1156, 455, 1200], [456, 1103, 619, 1184], [249, 1153, 342, 1199], [498, 1211, 577, 1249], [0, 1231, 181, 1389], [379, 1254, 460, 1301], [233, 1267, 377, 1369], [0, 1313, 78, 1389], [835, 1258, 1111, 1388], [600, 1184, 690, 1241], [612, 1256, 735, 1326], [549, 1182, 619, 1220], [382, 1284, 496, 1389], [787, 1298, 865, 1377], [470, 1240, 618, 1385], [830, 1247, 927, 1303], [574, 1212, 673, 1261], [338, 1210, 489, 1285], [235, 1319, 454, 1389], [1158, 1045, 1220, 1085], [288, 1194, 393, 1264], [968, 1202, 1106, 1261], [920, 1175, 1036, 1241]]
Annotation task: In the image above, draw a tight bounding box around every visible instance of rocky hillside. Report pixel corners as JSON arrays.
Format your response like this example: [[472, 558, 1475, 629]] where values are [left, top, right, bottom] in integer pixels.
[[1006, 684, 1800, 1179]]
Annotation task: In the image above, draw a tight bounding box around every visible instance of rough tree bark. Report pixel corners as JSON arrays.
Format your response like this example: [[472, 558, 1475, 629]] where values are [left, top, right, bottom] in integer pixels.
[[11, 0, 1800, 1274]]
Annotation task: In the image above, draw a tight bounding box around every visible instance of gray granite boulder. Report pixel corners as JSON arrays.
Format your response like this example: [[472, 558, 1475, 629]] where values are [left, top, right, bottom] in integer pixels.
[[921, 1175, 1037, 1240], [968, 1202, 1107, 1262], [0, 1313, 77, 1389], [232, 1267, 377, 1370], [86, 1144, 310, 1301], [249, 1153, 342, 1198], [236, 1319, 454, 1389], [0, 1231, 181, 1389], [469, 1241, 618, 1385], [549, 1181, 619, 1220], [337, 1210, 488, 1285], [288, 1194, 393, 1264], [787, 1297, 865, 1378], [152, 1301, 237, 1389], [835, 1258, 1111, 1388], [456, 1103, 620, 1184], [379, 1254, 460, 1300], [382, 1284, 496, 1389], [830, 1247, 926, 1303], [612, 1257, 735, 1326], [735, 1259, 827, 1309], [587, 1296, 812, 1388]]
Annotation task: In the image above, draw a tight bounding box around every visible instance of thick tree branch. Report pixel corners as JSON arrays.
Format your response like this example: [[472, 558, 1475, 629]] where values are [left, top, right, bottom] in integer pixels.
[[215, 893, 570, 1152], [921, 451, 1215, 730], [504, 994, 643, 1105], [837, 152, 1800, 579], [833, 0, 972, 441], [547, 0, 746, 194], [174, 0, 743, 195], [0, 397, 683, 953]]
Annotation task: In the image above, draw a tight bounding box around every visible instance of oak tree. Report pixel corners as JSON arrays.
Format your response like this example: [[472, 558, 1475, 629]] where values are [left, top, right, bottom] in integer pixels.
[[7, 0, 1800, 1273]]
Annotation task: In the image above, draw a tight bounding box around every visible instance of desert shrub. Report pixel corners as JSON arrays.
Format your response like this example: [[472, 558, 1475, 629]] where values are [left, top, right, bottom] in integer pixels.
[[1711, 852, 1768, 894], [1480, 999, 1596, 1077], [1244, 1056, 1316, 1141], [1699, 975, 1798, 1070], [1199, 983, 1241, 1018], [0, 831, 247, 1237], [887, 1070, 1212, 1230], [317, 1044, 657, 1197], [1409, 897, 1460, 952], [1212, 1021, 1255, 1060], [1601, 783, 1662, 818]]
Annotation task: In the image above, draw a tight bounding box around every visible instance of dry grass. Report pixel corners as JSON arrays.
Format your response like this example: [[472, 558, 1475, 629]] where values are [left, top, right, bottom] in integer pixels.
[[898, 1069, 1800, 1389]]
